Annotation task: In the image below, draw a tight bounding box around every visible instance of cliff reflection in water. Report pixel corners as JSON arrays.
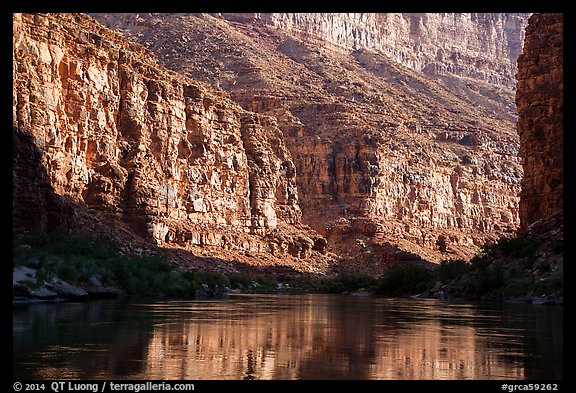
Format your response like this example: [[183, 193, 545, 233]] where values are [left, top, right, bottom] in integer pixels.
[[13, 295, 562, 380], [141, 295, 561, 379]]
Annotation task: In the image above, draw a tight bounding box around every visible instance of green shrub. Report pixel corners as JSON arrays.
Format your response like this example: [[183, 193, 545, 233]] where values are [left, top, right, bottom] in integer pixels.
[[13, 231, 198, 297], [500, 276, 535, 298], [253, 275, 278, 291], [533, 275, 563, 296], [459, 260, 507, 299], [193, 271, 230, 289], [317, 272, 376, 293], [470, 253, 490, 270], [482, 236, 540, 259], [35, 268, 53, 283], [228, 272, 254, 289], [278, 275, 322, 292], [160, 270, 195, 297], [15, 231, 561, 301], [57, 261, 80, 282], [94, 255, 183, 296], [337, 272, 375, 290], [374, 264, 433, 296], [436, 259, 471, 282]]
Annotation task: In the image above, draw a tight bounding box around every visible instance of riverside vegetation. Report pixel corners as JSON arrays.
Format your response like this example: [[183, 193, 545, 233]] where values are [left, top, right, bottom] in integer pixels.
[[13, 232, 562, 302]]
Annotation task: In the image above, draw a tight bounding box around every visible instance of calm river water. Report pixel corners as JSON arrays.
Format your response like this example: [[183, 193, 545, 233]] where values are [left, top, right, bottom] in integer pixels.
[[13, 294, 562, 380]]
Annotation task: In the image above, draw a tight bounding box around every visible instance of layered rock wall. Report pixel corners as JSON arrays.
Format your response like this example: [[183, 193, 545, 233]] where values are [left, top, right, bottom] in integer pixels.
[[13, 13, 323, 268], [14, 12, 532, 272], [223, 13, 528, 90], [90, 13, 525, 264], [515, 13, 563, 231]]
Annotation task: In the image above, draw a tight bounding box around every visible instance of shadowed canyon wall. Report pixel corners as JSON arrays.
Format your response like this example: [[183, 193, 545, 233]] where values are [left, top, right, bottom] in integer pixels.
[[516, 13, 563, 232]]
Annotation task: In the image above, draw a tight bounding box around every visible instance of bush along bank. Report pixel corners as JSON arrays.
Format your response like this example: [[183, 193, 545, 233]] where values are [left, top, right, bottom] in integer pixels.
[[318, 234, 563, 303], [12, 232, 431, 302], [13, 232, 301, 303], [14, 232, 168, 302], [13, 231, 563, 304], [417, 235, 563, 304], [11, 232, 376, 302]]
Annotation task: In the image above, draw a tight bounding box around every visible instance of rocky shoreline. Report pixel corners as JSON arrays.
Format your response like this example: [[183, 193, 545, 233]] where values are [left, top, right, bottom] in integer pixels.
[[14, 263, 563, 306], [13, 265, 120, 304], [12, 227, 563, 306], [412, 287, 563, 305]]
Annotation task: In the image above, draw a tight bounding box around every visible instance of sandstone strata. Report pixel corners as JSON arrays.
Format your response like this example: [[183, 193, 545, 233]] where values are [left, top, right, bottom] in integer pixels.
[[92, 13, 526, 265], [13, 13, 328, 273], [223, 13, 527, 90], [515, 13, 563, 232]]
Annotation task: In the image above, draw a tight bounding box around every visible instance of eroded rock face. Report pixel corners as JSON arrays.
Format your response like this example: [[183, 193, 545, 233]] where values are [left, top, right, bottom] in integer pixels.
[[12, 13, 325, 271], [515, 13, 563, 231], [223, 13, 528, 90], [14, 12, 533, 275], [91, 13, 525, 264]]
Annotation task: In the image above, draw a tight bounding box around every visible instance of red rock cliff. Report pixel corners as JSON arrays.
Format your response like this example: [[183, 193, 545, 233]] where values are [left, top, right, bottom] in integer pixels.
[[14, 12, 534, 273], [515, 13, 563, 231], [91, 13, 525, 265], [13, 13, 327, 271]]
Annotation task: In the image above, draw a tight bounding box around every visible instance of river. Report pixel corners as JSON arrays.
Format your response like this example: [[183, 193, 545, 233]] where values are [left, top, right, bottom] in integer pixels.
[[13, 294, 562, 380]]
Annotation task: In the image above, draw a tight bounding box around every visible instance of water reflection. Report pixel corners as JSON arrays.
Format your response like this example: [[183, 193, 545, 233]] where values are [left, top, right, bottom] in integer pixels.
[[13, 295, 562, 380]]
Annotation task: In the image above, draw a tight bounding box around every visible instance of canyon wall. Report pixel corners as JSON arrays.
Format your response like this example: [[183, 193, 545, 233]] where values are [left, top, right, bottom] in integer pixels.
[[223, 13, 528, 90], [515, 13, 563, 232], [13, 12, 533, 274], [12, 13, 327, 272], [91, 13, 525, 264]]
